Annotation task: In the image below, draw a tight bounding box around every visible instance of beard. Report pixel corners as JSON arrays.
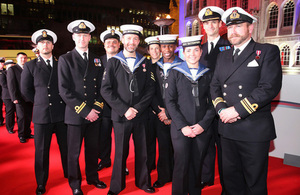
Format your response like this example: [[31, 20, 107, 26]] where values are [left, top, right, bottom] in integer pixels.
[[228, 33, 249, 46]]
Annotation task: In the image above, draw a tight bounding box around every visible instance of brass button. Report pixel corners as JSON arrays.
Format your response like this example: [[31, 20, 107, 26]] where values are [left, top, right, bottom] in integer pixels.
[[238, 94, 243, 98], [49, 103, 52, 106], [84, 93, 87, 96], [239, 85, 243, 89], [48, 94, 51, 97], [223, 92, 227, 96], [224, 84, 227, 88], [84, 86, 86, 88]]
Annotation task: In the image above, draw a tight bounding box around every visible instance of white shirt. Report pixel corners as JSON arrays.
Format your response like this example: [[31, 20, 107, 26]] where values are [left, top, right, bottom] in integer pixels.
[[190, 68, 198, 81], [163, 63, 171, 76], [40, 56, 53, 67], [208, 36, 220, 54], [75, 47, 89, 61], [126, 57, 136, 72], [233, 38, 252, 56]]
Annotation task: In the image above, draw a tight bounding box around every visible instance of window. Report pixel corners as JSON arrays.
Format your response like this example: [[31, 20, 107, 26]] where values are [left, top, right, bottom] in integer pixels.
[[269, 4, 278, 29], [186, 22, 192, 36], [232, 0, 237, 7], [1, 3, 7, 15], [193, 20, 199, 35], [242, 0, 248, 10], [281, 45, 290, 66], [203, 0, 207, 7], [295, 46, 300, 66], [283, 0, 294, 27], [220, 0, 227, 10], [195, 0, 199, 10]]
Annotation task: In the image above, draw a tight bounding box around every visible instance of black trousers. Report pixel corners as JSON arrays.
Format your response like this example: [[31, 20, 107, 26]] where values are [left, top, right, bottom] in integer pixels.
[[221, 137, 270, 195], [201, 118, 224, 188], [110, 121, 151, 194], [146, 111, 157, 171], [15, 101, 33, 138], [67, 120, 101, 190], [34, 122, 68, 186], [98, 117, 113, 164], [147, 114, 173, 183], [171, 126, 211, 195], [3, 99, 15, 131], [0, 98, 4, 123]]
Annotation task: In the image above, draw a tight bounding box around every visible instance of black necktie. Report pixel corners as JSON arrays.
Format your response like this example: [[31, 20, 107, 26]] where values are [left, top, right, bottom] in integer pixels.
[[83, 52, 88, 64], [209, 42, 214, 54], [233, 48, 240, 62], [46, 59, 52, 71]]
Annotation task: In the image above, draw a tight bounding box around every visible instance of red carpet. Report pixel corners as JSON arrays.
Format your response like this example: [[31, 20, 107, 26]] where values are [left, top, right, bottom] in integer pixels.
[[0, 122, 300, 195]]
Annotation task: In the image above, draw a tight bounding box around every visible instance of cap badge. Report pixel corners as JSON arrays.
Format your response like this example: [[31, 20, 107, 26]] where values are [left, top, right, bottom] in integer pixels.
[[79, 22, 87, 29], [111, 29, 115, 35], [42, 30, 48, 37], [230, 10, 240, 19], [205, 8, 213, 16]]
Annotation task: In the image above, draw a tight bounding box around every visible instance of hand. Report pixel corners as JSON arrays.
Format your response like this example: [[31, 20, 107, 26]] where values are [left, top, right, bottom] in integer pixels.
[[219, 106, 240, 123], [124, 107, 138, 120], [190, 124, 204, 135], [13, 100, 18, 104], [181, 126, 196, 138], [157, 106, 168, 122], [163, 119, 171, 125], [85, 109, 100, 122]]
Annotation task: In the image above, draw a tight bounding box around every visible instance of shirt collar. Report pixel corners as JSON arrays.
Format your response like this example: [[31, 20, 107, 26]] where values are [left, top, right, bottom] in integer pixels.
[[40, 56, 53, 67], [234, 38, 252, 54], [75, 47, 89, 60]]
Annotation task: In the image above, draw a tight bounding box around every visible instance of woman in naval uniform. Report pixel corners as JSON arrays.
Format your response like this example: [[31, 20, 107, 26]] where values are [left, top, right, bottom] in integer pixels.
[[165, 35, 216, 195]]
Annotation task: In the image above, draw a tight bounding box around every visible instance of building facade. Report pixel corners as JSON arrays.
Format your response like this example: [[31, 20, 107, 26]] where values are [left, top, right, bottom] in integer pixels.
[[175, 0, 300, 70]]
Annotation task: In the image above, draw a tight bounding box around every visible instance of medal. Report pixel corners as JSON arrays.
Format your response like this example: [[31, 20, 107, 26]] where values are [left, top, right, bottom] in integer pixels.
[[255, 50, 261, 60], [142, 64, 146, 72]]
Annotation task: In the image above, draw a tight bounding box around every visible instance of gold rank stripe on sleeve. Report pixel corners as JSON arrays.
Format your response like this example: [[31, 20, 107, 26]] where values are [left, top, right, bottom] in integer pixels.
[[240, 98, 258, 114], [94, 101, 104, 109], [212, 97, 225, 108], [75, 102, 86, 114], [151, 72, 155, 81]]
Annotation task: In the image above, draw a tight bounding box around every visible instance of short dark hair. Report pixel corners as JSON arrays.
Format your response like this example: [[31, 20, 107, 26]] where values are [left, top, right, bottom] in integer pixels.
[[17, 52, 27, 57], [147, 43, 160, 50], [183, 45, 202, 52]]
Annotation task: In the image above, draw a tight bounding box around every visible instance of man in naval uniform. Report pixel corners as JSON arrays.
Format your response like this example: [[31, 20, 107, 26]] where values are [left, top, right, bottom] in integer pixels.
[[144, 36, 161, 173], [58, 20, 106, 195], [150, 34, 183, 189], [21, 29, 68, 195], [210, 7, 282, 195], [198, 6, 230, 191], [97, 29, 122, 172], [101, 24, 155, 195], [7, 52, 33, 143]]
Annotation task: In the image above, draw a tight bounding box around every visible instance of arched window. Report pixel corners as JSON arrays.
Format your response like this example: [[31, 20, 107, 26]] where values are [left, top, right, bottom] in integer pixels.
[[242, 0, 248, 10], [232, 0, 237, 7], [186, 22, 192, 36], [186, 0, 192, 16], [281, 45, 290, 66], [295, 46, 300, 66], [193, 20, 199, 35], [283, 0, 294, 27], [269, 4, 278, 29], [195, 0, 199, 11], [220, 0, 227, 10]]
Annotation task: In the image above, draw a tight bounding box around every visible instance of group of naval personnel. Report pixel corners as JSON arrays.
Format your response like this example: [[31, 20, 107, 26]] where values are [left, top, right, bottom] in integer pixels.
[[1, 5, 282, 195]]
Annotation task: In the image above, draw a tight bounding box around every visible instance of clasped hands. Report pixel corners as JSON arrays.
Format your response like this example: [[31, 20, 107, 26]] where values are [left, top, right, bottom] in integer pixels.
[[124, 107, 138, 120], [158, 106, 171, 125], [219, 106, 241, 123], [181, 124, 204, 138], [85, 109, 100, 122]]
